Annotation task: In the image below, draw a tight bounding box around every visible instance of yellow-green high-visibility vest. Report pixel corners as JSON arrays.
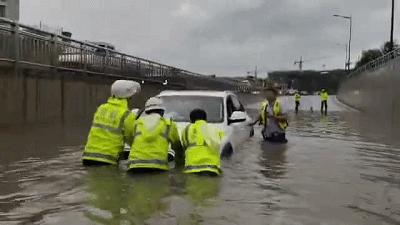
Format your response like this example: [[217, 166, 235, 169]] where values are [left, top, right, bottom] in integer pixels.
[[82, 97, 135, 165], [295, 94, 301, 102], [320, 92, 329, 101], [259, 100, 288, 130], [128, 116, 175, 171], [182, 120, 223, 175]]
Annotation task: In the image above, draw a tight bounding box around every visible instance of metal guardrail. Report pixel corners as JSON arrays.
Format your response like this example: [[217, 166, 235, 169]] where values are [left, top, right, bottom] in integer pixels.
[[0, 18, 232, 85], [0, 18, 253, 92], [349, 47, 400, 77]]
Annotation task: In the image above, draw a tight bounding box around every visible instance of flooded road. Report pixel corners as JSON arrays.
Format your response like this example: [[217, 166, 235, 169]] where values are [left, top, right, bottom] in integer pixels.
[[1, 96, 400, 225]]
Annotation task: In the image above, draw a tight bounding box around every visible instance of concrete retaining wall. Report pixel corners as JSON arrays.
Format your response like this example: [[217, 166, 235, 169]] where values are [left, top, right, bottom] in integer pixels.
[[0, 63, 182, 126], [338, 58, 400, 124]]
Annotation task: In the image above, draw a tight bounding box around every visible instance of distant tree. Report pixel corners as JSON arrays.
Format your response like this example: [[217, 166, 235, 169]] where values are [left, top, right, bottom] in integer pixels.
[[382, 40, 399, 54], [355, 41, 399, 69], [355, 49, 382, 68]]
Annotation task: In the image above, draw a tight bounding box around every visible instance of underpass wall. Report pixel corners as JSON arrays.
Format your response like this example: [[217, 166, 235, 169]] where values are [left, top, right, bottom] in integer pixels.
[[0, 63, 182, 126], [338, 58, 400, 124], [183, 75, 232, 90]]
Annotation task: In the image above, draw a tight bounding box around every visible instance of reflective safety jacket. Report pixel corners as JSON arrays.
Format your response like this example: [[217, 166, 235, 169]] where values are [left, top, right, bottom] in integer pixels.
[[82, 97, 135, 165], [128, 114, 181, 171], [182, 120, 224, 175], [295, 94, 301, 102], [320, 92, 329, 101], [259, 100, 288, 130]]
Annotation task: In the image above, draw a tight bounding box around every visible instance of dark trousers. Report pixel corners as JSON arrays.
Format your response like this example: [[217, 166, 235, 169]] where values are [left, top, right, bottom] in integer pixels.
[[127, 168, 166, 174], [263, 131, 288, 143], [193, 171, 219, 177], [82, 159, 112, 167], [295, 101, 300, 114], [321, 100, 328, 115]]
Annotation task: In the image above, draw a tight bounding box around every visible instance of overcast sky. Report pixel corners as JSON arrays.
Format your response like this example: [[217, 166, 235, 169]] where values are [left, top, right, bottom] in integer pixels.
[[21, 0, 398, 77]]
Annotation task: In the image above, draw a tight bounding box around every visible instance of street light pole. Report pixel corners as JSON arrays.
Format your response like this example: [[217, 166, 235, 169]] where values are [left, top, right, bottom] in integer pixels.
[[348, 16, 352, 70], [345, 43, 348, 70], [390, 0, 395, 51], [333, 14, 352, 71]]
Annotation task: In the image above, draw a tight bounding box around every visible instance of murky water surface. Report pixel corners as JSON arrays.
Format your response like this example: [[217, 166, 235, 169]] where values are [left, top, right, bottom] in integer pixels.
[[1, 96, 399, 225]]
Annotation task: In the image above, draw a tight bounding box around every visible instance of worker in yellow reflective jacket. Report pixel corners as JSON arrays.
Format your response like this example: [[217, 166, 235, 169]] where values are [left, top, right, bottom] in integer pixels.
[[294, 91, 301, 114], [82, 80, 141, 166], [127, 97, 182, 173], [320, 89, 329, 115], [181, 109, 224, 176], [252, 87, 288, 143]]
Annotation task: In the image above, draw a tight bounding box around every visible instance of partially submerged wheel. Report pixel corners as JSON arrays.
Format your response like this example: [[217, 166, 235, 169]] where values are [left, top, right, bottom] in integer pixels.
[[221, 143, 233, 159]]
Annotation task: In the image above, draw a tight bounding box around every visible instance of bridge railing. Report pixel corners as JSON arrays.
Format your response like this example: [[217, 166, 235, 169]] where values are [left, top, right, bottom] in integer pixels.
[[0, 18, 202, 81], [0, 18, 253, 91], [349, 47, 400, 78]]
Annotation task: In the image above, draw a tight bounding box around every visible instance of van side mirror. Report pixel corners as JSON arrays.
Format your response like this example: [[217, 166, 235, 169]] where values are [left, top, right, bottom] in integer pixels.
[[229, 111, 247, 124]]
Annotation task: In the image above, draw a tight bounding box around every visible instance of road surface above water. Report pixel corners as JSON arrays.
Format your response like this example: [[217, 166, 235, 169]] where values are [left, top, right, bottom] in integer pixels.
[[0, 95, 399, 225]]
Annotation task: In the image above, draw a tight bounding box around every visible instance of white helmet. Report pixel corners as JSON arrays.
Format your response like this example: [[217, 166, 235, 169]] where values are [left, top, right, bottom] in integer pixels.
[[111, 80, 141, 98], [145, 97, 165, 112]]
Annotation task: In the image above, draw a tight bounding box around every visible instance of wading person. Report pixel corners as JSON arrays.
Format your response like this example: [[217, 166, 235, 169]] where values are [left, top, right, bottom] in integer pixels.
[[181, 109, 224, 176], [253, 88, 288, 143], [127, 97, 182, 173], [82, 80, 140, 166], [294, 91, 301, 114], [320, 89, 329, 115]]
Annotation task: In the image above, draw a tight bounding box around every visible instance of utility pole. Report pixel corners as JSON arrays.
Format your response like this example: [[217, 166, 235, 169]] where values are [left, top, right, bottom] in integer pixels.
[[294, 56, 304, 71], [333, 14, 352, 71], [391, 0, 395, 51], [254, 66, 258, 79], [348, 16, 352, 70], [345, 43, 348, 70]]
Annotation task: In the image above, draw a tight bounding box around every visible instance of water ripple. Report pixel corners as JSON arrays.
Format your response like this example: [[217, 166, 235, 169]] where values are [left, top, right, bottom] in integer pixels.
[[1, 103, 400, 224]]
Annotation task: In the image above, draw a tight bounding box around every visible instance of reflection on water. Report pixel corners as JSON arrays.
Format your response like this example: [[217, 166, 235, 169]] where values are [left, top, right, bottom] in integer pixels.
[[1, 98, 400, 225], [84, 169, 172, 225], [259, 143, 288, 180], [84, 168, 128, 225], [185, 175, 220, 206]]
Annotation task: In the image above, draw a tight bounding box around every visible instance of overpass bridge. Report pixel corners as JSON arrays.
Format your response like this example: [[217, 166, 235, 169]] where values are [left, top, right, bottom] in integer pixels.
[[0, 18, 254, 126]]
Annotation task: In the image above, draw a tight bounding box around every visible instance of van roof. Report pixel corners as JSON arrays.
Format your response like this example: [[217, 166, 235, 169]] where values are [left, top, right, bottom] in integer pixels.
[[158, 90, 234, 98]]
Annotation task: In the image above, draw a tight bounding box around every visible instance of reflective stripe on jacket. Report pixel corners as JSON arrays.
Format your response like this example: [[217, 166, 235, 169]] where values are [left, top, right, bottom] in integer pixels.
[[128, 114, 180, 171], [259, 100, 288, 130], [182, 120, 223, 175], [82, 97, 135, 165]]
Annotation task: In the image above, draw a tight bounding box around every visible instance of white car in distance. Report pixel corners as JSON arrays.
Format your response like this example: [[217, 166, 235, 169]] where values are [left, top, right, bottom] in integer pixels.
[[157, 90, 254, 157]]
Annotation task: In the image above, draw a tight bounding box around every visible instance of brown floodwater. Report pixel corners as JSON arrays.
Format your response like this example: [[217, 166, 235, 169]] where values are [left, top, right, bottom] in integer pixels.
[[0, 96, 399, 225]]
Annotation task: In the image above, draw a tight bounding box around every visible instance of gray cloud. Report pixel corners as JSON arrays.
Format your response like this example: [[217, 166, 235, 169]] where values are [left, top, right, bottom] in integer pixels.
[[21, 0, 398, 76]]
